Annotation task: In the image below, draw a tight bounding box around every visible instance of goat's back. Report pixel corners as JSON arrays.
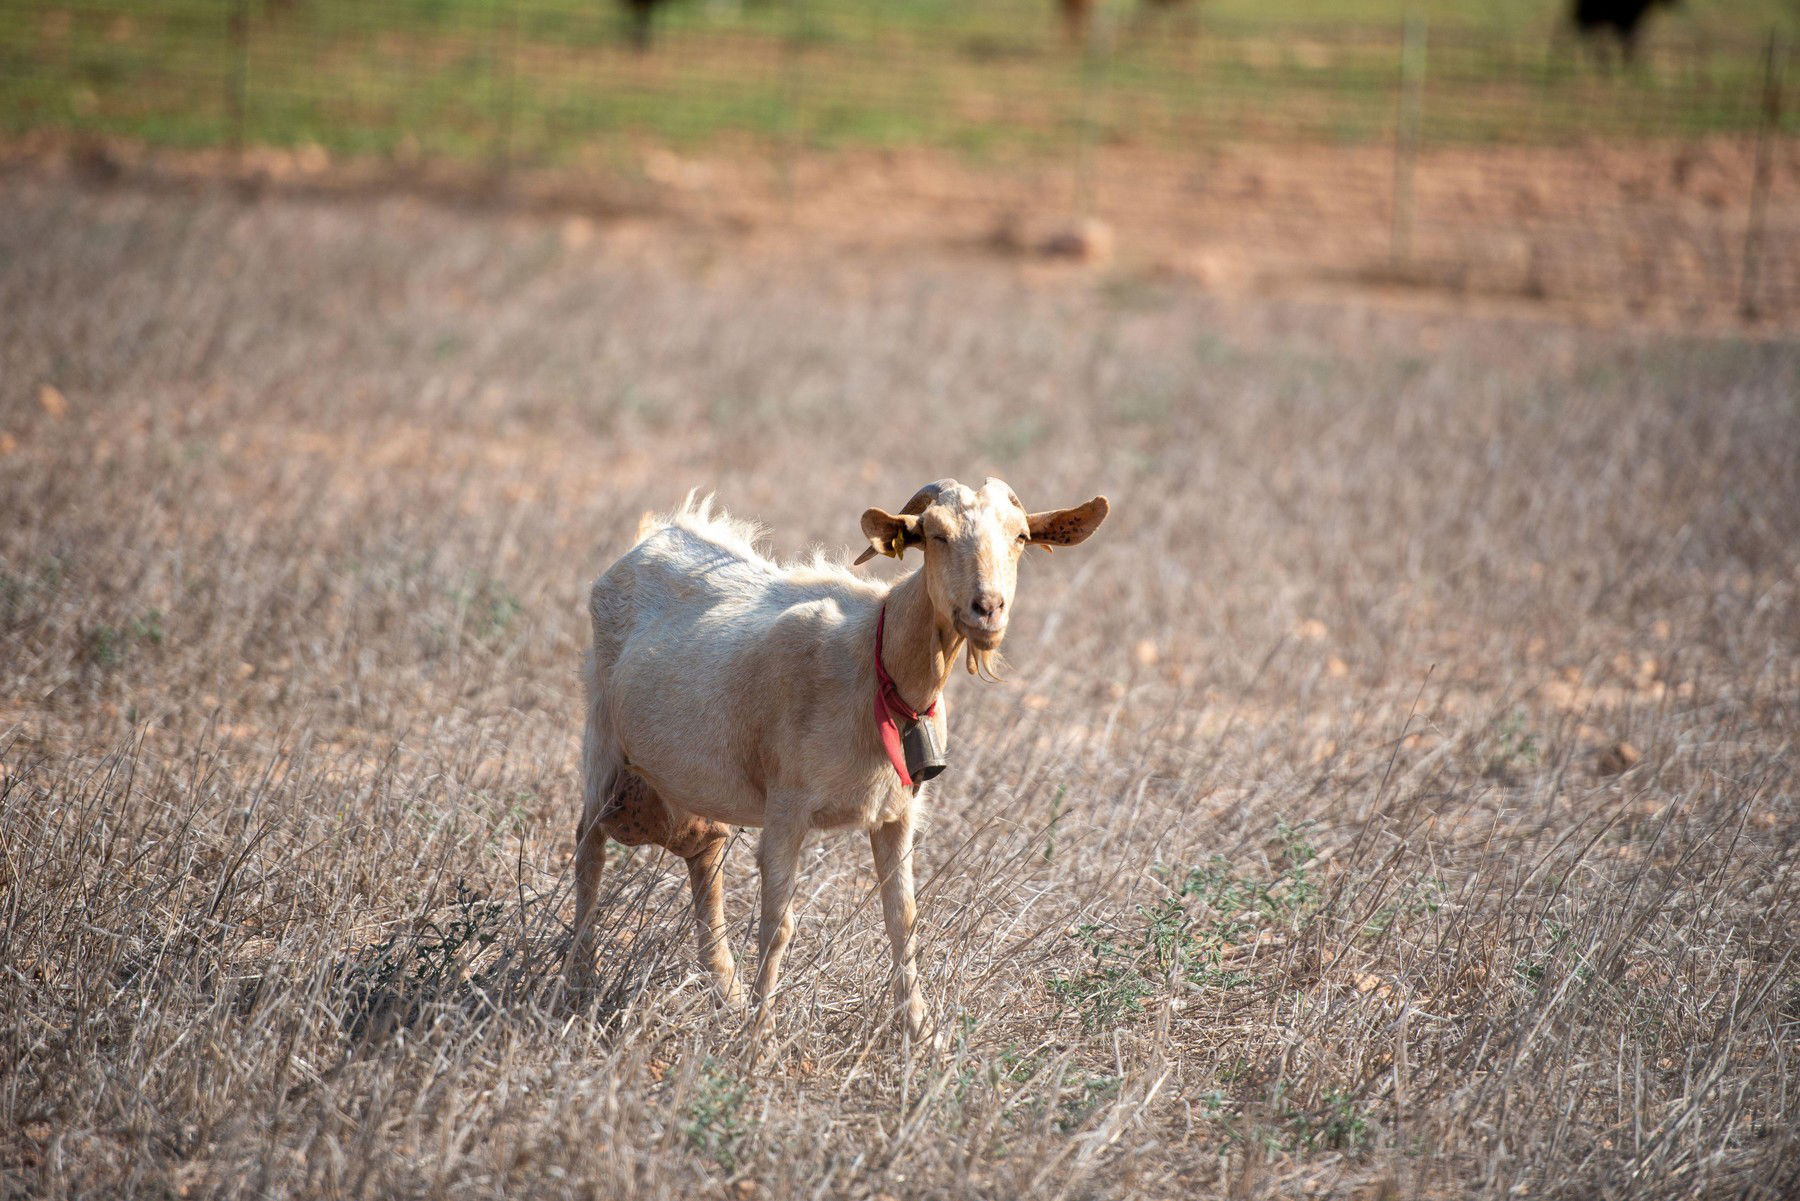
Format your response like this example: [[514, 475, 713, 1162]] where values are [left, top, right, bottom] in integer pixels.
[[590, 500, 871, 651], [584, 500, 885, 826]]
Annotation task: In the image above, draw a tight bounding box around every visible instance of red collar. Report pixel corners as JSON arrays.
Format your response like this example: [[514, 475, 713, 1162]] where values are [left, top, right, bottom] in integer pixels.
[[874, 604, 937, 789]]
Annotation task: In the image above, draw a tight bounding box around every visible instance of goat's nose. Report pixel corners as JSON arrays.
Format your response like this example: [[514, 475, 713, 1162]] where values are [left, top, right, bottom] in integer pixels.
[[970, 592, 1006, 624]]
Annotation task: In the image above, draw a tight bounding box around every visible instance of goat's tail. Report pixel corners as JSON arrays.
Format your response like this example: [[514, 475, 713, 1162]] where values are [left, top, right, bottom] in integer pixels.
[[569, 640, 626, 986], [579, 646, 625, 829]]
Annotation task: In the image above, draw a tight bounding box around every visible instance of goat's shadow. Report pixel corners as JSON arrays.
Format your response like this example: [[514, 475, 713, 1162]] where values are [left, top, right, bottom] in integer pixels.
[[329, 851, 698, 1049]]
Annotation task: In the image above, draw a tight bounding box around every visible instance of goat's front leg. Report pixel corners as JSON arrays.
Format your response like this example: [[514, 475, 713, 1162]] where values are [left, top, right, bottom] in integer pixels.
[[870, 815, 928, 1043], [749, 818, 807, 1043]]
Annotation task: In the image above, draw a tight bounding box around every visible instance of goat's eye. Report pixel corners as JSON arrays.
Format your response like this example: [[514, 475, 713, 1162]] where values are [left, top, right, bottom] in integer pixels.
[[929, 533, 947, 543]]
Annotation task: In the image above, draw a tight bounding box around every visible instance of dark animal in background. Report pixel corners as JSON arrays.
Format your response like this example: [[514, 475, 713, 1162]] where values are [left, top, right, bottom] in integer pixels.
[[621, 0, 664, 51], [1060, 0, 1096, 44], [1571, 0, 1678, 64], [1059, 0, 1194, 46]]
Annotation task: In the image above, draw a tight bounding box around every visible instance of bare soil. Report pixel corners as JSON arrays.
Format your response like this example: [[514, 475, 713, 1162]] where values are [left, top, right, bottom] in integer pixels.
[[7, 128, 1798, 328]]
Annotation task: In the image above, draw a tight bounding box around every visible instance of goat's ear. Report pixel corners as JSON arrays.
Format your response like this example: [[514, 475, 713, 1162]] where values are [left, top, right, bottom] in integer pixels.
[[855, 507, 922, 566], [1028, 496, 1109, 547]]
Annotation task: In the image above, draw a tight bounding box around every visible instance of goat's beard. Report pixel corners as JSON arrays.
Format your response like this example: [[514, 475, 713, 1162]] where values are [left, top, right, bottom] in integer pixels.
[[965, 642, 1005, 683]]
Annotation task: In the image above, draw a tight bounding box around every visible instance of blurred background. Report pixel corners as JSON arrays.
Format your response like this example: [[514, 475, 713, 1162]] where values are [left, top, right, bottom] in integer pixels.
[[3, 0, 1797, 323], [5, 6, 1800, 1199]]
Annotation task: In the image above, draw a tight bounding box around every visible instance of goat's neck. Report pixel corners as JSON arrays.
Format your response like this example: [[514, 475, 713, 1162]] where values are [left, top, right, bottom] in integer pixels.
[[881, 569, 960, 712]]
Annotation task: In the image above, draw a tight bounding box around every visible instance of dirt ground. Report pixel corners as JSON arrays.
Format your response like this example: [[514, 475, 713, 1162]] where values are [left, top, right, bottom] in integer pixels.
[[2, 176, 1798, 1200], [7, 128, 1799, 329]]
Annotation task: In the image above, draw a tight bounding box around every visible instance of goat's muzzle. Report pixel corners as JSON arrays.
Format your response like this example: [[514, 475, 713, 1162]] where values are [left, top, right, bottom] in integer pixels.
[[959, 592, 1006, 648]]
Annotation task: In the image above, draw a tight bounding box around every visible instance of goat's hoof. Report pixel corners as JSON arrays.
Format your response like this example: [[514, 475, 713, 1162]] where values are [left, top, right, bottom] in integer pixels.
[[559, 975, 594, 1014], [744, 1028, 777, 1069], [743, 1006, 776, 1059], [904, 1023, 945, 1059]]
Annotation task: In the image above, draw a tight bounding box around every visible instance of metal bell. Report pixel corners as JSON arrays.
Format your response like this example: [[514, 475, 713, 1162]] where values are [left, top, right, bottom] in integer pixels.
[[899, 715, 948, 787]]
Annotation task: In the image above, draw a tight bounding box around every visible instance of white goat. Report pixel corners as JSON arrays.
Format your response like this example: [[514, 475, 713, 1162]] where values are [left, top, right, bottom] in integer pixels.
[[566, 478, 1109, 1044]]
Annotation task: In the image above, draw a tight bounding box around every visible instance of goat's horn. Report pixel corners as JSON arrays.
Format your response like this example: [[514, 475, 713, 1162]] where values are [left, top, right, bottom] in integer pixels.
[[852, 480, 956, 566], [899, 478, 957, 516]]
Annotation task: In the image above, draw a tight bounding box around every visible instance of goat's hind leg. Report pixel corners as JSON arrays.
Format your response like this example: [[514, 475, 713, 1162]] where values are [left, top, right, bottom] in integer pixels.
[[569, 769, 667, 992], [568, 665, 624, 993], [672, 819, 743, 1007], [576, 771, 744, 1009], [565, 794, 611, 993]]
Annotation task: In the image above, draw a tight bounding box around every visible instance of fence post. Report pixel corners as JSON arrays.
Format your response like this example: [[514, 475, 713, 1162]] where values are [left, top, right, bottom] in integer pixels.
[[1073, 6, 1115, 223], [1740, 32, 1785, 320], [491, 0, 519, 190], [1391, 10, 1426, 266], [227, 0, 251, 161]]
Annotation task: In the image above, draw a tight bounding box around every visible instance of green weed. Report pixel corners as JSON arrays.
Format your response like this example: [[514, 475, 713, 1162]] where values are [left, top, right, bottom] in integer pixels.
[[683, 1059, 752, 1173], [1048, 821, 1322, 1029], [451, 575, 524, 645], [1484, 708, 1541, 779], [82, 608, 165, 670]]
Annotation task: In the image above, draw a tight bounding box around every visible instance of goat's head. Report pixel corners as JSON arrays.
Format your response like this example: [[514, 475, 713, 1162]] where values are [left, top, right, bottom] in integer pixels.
[[857, 477, 1109, 664]]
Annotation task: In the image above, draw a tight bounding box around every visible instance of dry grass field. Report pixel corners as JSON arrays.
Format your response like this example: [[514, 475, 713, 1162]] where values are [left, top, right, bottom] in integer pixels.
[[2, 176, 1798, 1200]]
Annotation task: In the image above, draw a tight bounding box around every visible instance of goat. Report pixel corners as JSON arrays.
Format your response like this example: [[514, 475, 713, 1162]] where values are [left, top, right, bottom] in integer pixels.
[[566, 479, 1109, 1046]]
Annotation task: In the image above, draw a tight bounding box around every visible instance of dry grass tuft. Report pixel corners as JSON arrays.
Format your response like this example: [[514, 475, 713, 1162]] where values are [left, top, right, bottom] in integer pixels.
[[2, 178, 1797, 1199]]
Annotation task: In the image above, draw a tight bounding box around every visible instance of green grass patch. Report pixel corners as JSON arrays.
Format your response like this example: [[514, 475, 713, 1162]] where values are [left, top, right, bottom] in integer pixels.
[[1, 2, 1793, 163]]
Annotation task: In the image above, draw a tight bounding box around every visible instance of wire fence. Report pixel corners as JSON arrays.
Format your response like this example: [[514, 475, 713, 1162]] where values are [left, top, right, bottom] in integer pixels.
[[4, 2, 1796, 322]]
